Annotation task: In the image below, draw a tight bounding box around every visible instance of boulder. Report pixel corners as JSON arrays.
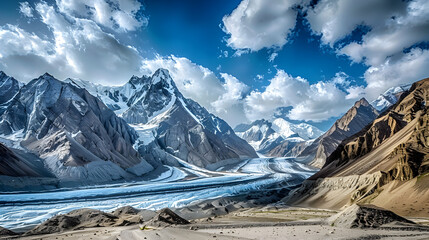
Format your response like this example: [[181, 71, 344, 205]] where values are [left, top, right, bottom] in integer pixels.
[[328, 204, 414, 228]]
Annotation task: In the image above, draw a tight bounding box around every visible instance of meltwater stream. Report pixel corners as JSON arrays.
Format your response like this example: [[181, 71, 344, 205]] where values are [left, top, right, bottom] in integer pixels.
[[0, 157, 316, 231]]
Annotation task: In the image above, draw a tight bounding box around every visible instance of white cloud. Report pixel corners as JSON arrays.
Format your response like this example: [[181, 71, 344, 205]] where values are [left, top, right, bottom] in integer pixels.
[[222, 0, 302, 52], [0, 1, 145, 84], [19, 2, 34, 18], [364, 48, 429, 100], [337, 0, 429, 66], [0, 24, 52, 58], [307, 0, 429, 99], [345, 85, 365, 100], [55, 0, 147, 32], [307, 0, 429, 66], [244, 70, 358, 122], [212, 73, 250, 125], [306, 0, 407, 47], [331, 72, 351, 87], [140, 55, 250, 126], [268, 52, 278, 62]]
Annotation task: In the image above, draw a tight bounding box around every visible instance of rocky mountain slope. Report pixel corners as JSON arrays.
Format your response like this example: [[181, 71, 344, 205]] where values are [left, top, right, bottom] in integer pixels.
[[0, 71, 21, 112], [0, 143, 49, 177], [234, 118, 322, 156], [298, 98, 379, 168], [0, 70, 257, 187], [68, 69, 257, 167], [285, 78, 429, 217], [0, 73, 153, 184]]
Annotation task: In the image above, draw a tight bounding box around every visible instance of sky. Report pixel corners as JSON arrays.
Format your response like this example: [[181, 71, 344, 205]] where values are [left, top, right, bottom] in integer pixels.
[[0, 0, 428, 130]]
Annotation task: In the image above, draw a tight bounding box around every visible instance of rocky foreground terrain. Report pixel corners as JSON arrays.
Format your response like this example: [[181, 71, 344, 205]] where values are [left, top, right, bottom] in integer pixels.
[[1, 201, 429, 240]]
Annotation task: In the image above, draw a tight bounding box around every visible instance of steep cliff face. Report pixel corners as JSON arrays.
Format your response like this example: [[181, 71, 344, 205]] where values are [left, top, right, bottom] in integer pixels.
[[285, 78, 429, 217], [0, 143, 44, 177], [138, 99, 241, 167], [0, 71, 21, 106], [299, 98, 379, 168]]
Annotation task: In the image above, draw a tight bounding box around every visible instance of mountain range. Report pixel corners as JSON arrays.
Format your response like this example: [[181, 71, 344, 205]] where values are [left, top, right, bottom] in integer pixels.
[[234, 86, 410, 168], [285, 78, 429, 217], [234, 118, 323, 157], [0, 70, 256, 187]]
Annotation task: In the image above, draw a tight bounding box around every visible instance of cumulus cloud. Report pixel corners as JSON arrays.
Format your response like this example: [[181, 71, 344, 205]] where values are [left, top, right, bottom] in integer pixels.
[[307, 0, 429, 99], [307, 0, 406, 47], [0, 0, 145, 84], [19, 2, 34, 18], [364, 48, 429, 100], [222, 0, 302, 52], [140, 55, 250, 126], [212, 73, 250, 124], [244, 70, 358, 122], [345, 85, 365, 100], [55, 0, 147, 32], [336, 0, 429, 66]]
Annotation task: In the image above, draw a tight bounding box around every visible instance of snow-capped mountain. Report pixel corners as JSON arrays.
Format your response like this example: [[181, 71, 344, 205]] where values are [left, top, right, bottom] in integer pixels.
[[66, 69, 258, 167], [0, 73, 153, 184], [0, 70, 257, 189], [234, 118, 323, 155], [370, 84, 412, 112]]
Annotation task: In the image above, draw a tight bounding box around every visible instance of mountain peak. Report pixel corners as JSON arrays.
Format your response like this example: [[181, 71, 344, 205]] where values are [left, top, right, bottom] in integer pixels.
[[355, 98, 370, 108], [335, 97, 378, 132], [251, 119, 270, 126], [148, 68, 179, 95], [36, 73, 58, 83], [151, 68, 172, 84], [128, 75, 146, 86], [153, 68, 170, 77], [41, 72, 53, 78]]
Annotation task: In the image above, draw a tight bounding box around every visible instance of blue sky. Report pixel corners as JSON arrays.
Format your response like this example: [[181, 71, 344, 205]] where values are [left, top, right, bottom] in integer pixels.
[[136, 0, 367, 91], [0, 0, 428, 130]]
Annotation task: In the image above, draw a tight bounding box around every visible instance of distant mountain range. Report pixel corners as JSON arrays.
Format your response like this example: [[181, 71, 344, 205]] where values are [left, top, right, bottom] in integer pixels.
[[234, 118, 323, 157], [0, 70, 256, 188], [234, 86, 410, 168], [370, 84, 412, 112], [285, 78, 429, 217]]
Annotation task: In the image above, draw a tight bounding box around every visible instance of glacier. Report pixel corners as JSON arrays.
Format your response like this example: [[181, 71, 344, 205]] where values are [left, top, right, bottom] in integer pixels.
[[0, 157, 316, 231]]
